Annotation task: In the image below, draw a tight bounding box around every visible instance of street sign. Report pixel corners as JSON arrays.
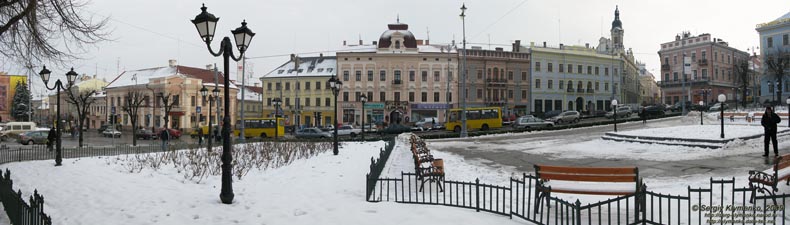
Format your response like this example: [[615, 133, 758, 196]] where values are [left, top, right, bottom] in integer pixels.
[[111, 106, 116, 114], [196, 106, 202, 113]]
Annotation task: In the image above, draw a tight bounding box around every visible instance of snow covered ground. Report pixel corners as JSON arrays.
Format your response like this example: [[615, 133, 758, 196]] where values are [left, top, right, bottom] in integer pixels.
[[1, 141, 523, 225]]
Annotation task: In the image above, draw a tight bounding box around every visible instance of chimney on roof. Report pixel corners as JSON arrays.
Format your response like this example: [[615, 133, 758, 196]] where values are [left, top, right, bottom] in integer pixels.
[[254, 82, 260, 87], [513, 40, 521, 52], [206, 64, 213, 70], [359, 39, 363, 45], [373, 41, 377, 45], [319, 53, 323, 59], [425, 39, 429, 45], [495, 47, 503, 52], [343, 40, 346, 46], [168, 59, 177, 67], [559, 43, 564, 49], [585, 43, 589, 48], [543, 42, 546, 47]]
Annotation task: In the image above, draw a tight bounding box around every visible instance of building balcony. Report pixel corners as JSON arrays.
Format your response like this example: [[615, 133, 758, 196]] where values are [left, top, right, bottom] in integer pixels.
[[657, 77, 711, 88], [698, 59, 708, 66], [661, 64, 670, 71], [393, 80, 402, 85], [577, 88, 584, 93], [587, 88, 594, 93], [566, 88, 574, 93]]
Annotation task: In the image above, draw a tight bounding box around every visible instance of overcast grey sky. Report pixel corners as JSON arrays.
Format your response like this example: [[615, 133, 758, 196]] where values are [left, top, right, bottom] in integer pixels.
[[5, 0, 789, 97]]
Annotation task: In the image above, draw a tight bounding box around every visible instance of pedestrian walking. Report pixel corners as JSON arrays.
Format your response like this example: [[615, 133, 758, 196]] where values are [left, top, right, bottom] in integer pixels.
[[160, 127, 170, 151], [640, 107, 647, 124], [197, 130, 204, 147], [761, 106, 781, 157], [46, 128, 56, 152]]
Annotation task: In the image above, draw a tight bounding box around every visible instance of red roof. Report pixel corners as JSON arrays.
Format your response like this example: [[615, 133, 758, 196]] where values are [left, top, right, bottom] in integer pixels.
[[175, 65, 227, 84]]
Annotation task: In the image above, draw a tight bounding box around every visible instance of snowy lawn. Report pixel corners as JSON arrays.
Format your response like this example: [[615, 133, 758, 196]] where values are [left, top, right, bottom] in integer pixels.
[[617, 124, 787, 140], [2, 141, 523, 225]]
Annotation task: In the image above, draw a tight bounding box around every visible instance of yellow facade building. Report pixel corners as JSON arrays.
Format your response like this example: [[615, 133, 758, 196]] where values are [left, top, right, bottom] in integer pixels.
[[260, 55, 337, 128]]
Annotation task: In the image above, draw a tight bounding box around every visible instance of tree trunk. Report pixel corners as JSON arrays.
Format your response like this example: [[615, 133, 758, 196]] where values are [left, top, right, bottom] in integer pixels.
[[741, 85, 748, 108], [131, 119, 137, 146], [78, 116, 85, 147], [779, 76, 784, 106]]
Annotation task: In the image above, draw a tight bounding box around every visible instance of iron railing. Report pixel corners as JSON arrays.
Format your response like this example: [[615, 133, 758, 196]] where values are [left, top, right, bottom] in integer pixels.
[[369, 171, 790, 225], [365, 138, 395, 200], [0, 169, 52, 225]]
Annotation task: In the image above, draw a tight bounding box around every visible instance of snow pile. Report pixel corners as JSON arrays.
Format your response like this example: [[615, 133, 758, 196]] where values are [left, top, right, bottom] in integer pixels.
[[2, 141, 523, 225]]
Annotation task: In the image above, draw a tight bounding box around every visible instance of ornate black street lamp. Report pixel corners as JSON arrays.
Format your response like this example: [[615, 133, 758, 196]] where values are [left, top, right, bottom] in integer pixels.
[[360, 94, 367, 141], [38, 66, 78, 166], [718, 94, 726, 138], [200, 86, 220, 151], [328, 76, 343, 155], [699, 101, 705, 125], [272, 98, 281, 140], [611, 99, 618, 132], [191, 3, 255, 204]]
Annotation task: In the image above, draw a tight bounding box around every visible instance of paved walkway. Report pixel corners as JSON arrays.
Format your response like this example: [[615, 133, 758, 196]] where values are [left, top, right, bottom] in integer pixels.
[[429, 117, 785, 179]]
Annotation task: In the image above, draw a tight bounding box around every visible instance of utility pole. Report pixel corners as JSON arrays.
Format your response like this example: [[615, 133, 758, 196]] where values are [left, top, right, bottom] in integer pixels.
[[239, 57, 246, 142]]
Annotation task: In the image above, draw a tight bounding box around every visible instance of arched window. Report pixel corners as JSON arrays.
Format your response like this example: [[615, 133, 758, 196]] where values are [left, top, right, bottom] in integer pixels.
[[577, 82, 583, 90], [567, 81, 573, 91], [587, 82, 593, 91], [395, 40, 401, 49]]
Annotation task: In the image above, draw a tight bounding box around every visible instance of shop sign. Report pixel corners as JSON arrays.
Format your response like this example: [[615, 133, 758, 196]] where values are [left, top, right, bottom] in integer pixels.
[[342, 103, 356, 108], [385, 101, 409, 111], [364, 102, 385, 109], [411, 103, 449, 110]]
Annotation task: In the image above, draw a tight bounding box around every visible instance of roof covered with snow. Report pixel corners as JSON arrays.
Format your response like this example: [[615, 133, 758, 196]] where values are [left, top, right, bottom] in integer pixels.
[[262, 55, 337, 78], [237, 85, 263, 101], [107, 65, 232, 89]]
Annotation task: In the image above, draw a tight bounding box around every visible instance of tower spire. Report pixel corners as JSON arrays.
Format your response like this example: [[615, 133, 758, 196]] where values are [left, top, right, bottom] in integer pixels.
[[397, 14, 400, 23]]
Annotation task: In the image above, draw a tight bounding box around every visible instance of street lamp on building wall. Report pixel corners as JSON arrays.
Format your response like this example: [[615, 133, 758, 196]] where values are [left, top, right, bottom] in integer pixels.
[[38, 66, 78, 166], [191, 3, 256, 204], [328, 76, 342, 155], [360, 94, 367, 141]]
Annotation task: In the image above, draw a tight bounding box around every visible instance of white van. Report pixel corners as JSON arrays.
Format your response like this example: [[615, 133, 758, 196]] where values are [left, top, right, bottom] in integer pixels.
[[0, 122, 38, 141]]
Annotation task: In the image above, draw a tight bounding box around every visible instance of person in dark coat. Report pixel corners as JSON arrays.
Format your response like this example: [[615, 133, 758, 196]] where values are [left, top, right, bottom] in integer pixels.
[[46, 128, 56, 151], [761, 106, 781, 157], [640, 107, 647, 123], [160, 127, 170, 151]]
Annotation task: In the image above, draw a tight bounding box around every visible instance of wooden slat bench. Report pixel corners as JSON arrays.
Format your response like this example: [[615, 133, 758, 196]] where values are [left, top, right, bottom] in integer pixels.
[[748, 153, 790, 204], [408, 134, 445, 192], [534, 165, 644, 212]]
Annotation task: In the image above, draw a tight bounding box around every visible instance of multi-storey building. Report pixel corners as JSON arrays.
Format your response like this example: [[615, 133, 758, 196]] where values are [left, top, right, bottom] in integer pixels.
[[260, 55, 337, 128], [756, 11, 790, 105], [531, 6, 644, 114], [47, 75, 108, 129], [237, 84, 263, 119], [105, 60, 238, 131], [336, 22, 458, 125], [462, 41, 531, 117], [531, 42, 624, 114], [658, 32, 749, 106], [638, 63, 661, 105], [0, 73, 28, 122]]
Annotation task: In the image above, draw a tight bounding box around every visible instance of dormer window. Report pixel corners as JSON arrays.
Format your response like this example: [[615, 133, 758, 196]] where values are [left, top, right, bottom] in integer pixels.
[[395, 41, 401, 49], [278, 70, 284, 74]]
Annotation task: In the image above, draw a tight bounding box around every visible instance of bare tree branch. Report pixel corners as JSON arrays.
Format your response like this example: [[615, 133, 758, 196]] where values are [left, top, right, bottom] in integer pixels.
[[63, 86, 96, 147], [0, 0, 110, 66]]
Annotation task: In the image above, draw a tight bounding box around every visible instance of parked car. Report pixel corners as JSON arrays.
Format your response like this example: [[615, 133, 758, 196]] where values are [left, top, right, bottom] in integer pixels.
[[295, 128, 332, 139], [98, 124, 113, 133], [156, 128, 182, 139], [547, 111, 581, 124], [17, 130, 49, 145], [501, 114, 517, 126], [0, 122, 38, 141], [102, 128, 122, 138], [135, 129, 158, 140], [361, 123, 378, 133], [414, 117, 438, 129], [335, 125, 362, 137], [512, 116, 554, 129], [541, 110, 563, 119], [709, 103, 729, 112], [605, 106, 632, 119], [640, 105, 666, 117]]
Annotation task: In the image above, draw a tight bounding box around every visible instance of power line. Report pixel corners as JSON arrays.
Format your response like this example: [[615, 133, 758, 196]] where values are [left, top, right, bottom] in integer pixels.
[[470, 0, 529, 41]]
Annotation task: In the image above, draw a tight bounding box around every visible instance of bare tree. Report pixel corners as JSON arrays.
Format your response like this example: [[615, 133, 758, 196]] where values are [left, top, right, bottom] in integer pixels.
[[64, 87, 96, 147], [122, 90, 146, 146], [0, 0, 110, 66], [159, 92, 177, 129], [734, 60, 750, 108], [764, 49, 790, 105]]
